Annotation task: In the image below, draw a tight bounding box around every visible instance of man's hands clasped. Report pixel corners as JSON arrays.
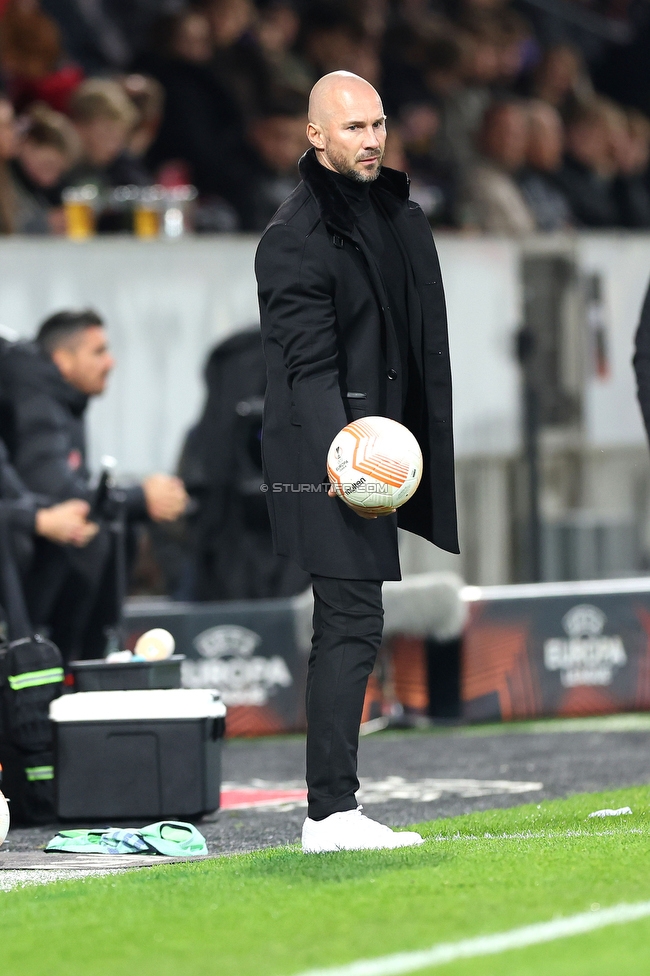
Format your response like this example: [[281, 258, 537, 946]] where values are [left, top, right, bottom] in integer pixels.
[[35, 499, 99, 547]]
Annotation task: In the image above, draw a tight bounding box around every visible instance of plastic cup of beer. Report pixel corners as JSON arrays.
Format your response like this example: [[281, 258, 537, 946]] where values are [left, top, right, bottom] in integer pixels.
[[62, 185, 98, 240], [134, 186, 163, 238]]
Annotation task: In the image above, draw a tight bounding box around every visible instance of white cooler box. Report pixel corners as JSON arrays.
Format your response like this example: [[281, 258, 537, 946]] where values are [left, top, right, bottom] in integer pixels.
[[50, 689, 226, 820]]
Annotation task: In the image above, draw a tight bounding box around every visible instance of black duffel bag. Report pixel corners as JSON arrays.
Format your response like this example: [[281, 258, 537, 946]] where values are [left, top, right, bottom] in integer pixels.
[[0, 503, 64, 824], [0, 634, 63, 823]]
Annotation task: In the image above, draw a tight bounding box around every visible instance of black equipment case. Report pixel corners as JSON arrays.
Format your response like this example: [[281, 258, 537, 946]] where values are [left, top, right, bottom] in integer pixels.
[[50, 689, 225, 820]]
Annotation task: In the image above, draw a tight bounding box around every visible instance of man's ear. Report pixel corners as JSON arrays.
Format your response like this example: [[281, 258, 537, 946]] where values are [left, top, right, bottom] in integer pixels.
[[307, 121, 325, 151], [51, 346, 72, 381]]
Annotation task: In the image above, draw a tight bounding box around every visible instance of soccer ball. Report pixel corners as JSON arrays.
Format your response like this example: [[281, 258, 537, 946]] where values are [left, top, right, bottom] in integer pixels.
[[0, 789, 9, 846], [327, 416, 423, 513]]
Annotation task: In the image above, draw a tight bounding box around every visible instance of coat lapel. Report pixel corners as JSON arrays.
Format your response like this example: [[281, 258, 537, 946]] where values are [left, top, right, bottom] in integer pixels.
[[298, 149, 412, 392], [298, 148, 410, 237]]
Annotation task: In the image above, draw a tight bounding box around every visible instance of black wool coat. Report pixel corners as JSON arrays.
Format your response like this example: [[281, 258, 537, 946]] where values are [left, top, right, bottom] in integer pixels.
[[255, 148, 459, 580]]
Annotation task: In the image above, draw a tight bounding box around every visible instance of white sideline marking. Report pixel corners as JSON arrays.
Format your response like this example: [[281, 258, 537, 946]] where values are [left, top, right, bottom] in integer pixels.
[[0, 869, 119, 892], [292, 901, 650, 976], [431, 827, 647, 842]]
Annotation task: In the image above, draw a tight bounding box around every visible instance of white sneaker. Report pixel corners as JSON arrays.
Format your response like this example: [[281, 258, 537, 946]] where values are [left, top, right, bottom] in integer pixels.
[[301, 806, 425, 853]]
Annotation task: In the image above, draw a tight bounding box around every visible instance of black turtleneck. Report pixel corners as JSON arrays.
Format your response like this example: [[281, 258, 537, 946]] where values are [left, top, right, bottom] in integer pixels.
[[330, 170, 410, 405]]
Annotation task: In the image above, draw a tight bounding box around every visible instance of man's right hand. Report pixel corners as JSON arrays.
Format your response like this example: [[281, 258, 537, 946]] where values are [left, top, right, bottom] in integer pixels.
[[327, 485, 395, 519], [35, 499, 99, 547], [142, 474, 188, 522]]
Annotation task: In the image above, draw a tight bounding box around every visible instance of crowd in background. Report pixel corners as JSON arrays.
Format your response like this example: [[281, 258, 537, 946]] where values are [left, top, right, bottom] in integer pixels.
[[0, 0, 648, 232]]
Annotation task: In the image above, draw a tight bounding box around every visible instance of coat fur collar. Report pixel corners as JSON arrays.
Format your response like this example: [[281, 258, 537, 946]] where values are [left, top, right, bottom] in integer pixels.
[[298, 147, 410, 236]]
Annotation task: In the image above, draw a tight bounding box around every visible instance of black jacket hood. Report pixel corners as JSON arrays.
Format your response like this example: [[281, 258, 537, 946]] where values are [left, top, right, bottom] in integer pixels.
[[5, 341, 88, 418], [298, 147, 410, 236]]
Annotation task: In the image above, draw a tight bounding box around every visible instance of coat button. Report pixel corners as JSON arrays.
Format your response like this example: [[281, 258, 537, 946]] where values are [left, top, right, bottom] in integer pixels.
[[387, 368, 397, 380]]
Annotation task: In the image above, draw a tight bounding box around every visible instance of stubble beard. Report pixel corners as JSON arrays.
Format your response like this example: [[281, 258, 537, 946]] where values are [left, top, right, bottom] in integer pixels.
[[325, 144, 384, 183]]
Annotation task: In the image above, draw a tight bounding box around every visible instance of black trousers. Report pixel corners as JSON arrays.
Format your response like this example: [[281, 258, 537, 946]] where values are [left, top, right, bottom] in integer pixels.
[[306, 575, 384, 820]]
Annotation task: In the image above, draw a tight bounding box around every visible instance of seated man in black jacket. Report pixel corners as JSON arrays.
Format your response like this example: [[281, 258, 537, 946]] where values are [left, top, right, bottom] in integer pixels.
[[0, 439, 98, 639], [5, 309, 188, 660]]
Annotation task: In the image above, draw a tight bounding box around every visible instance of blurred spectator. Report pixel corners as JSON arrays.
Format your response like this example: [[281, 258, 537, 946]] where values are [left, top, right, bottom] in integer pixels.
[[435, 27, 500, 167], [199, 0, 272, 121], [4, 309, 188, 659], [121, 73, 164, 160], [518, 99, 573, 230], [10, 101, 79, 233], [142, 9, 248, 216], [35, 0, 116, 74], [0, 95, 17, 159], [0, 98, 78, 234], [459, 99, 536, 232], [299, 3, 380, 86], [394, 103, 458, 226], [400, 102, 439, 155], [0, 0, 84, 113], [0, 96, 18, 233], [383, 30, 464, 115], [66, 77, 148, 190], [203, 0, 255, 47], [554, 99, 620, 227], [398, 0, 447, 36], [383, 126, 454, 225], [39, 0, 170, 74], [255, 0, 314, 95], [612, 108, 650, 230], [424, 35, 465, 100], [383, 128, 407, 173], [381, 21, 432, 114], [493, 9, 537, 89], [530, 44, 590, 114], [239, 89, 308, 230], [593, 20, 650, 118], [0, 0, 61, 79], [359, 0, 389, 42], [300, 3, 361, 74], [517, 0, 630, 66]]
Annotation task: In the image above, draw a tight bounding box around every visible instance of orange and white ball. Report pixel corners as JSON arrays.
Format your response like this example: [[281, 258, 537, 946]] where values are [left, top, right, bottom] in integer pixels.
[[327, 416, 423, 513]]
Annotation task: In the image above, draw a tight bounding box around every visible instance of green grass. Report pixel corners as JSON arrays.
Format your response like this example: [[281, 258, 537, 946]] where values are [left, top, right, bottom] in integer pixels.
[[4, 787, 650, 976]]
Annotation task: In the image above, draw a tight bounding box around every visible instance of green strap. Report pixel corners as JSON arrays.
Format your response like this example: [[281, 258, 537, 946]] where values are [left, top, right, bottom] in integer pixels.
[[8, 667, 64, 691], [25, 765, 54, 782]]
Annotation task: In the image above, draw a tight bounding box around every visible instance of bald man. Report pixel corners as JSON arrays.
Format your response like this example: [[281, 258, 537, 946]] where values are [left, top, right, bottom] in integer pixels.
[[255, 72, 458, 852]]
